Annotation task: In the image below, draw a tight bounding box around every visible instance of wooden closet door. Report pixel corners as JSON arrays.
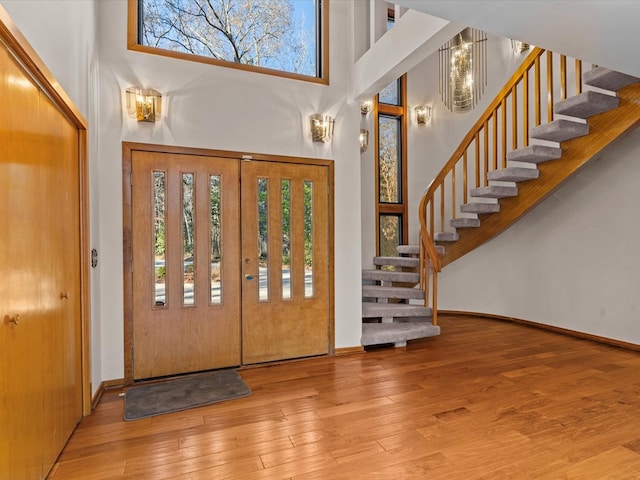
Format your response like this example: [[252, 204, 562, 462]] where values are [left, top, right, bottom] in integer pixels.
[[0, 41, 48, 480], [39, 95, 83, 471], [0, 29, 83, 479]]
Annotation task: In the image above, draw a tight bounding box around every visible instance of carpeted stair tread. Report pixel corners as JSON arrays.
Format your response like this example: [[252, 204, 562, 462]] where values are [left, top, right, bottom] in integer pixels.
[[373, 256, 419, 268], [507, 145, 562, 164], [362, 269, 420, 283], [554, 90, 619, 118], [434, 231, 459, 242], [470, 185, 518, 198], [450, 217, 480, 228], [362, 302, 432, 318], [529, 119, 589, 142], [362, 285, 425, 300], [397, 244, 445, 255], [487, 167, 539, 182], [583, 67, 640, 91], [361, 322, 440, 346], [460, 202, 500, 214]]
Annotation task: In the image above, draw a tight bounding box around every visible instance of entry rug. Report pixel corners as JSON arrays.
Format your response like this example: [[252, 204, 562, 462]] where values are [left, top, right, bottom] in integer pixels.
[[124, 369, 251, 421]]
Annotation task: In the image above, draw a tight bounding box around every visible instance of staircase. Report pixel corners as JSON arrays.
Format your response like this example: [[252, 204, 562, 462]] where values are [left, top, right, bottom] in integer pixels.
[[361, 57, 640, 349], [361, 245, 441, 347], [433, 66, 640, 263]]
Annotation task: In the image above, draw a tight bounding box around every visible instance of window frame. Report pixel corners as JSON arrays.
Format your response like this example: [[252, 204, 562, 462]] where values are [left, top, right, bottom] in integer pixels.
[[127, 0, 330, 85], [374, 75, 408, 257]]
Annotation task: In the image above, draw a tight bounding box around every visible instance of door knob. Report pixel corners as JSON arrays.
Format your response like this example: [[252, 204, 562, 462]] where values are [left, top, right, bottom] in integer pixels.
[[60, 292, 70, 300], [245, 274, 254, 280]]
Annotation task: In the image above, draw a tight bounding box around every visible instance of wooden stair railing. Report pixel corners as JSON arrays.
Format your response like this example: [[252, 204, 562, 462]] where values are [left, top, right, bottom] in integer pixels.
[[418, 47, 640, 324]]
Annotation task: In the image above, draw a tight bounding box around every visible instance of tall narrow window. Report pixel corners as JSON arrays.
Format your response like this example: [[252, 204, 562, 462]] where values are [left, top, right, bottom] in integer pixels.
[[378, 115, 401, 204], [182, 173, 195, 306], [375, 75, 408, 257], [257, 178, 269, 301], [153, 171, 166, 307], [281, 179, 292, 300], [209, 175, 222, 305], [304, 180, 314, 298], [132, 0, 328, 83]]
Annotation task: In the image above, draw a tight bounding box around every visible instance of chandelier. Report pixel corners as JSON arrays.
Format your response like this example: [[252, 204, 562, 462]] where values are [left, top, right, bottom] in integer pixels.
[[439, 28, 488, 113]]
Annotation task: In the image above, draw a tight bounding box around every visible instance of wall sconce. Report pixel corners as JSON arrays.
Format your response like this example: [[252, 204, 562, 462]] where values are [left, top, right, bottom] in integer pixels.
[[359, 129, 369, 153], [126, 87, 162, 122], [309, 114, 334, 143], [415, 105, 432, 125], [511, 39, 531, 55], [360, 100, 373, 116]]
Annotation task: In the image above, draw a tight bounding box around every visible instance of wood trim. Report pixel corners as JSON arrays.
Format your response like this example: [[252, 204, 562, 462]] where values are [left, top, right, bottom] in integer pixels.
[[439, 310, 640, 352], [0, 5, 91, 417], [126, 0, 329, 85], [335, 346, 365, 355], [122, 144, 134, 384], [375, 75, 408, 252], [78, 129, 92, 416], [400, 75, 408, 244], [91, 379, 125, 411], [122, 142, 335, 384]]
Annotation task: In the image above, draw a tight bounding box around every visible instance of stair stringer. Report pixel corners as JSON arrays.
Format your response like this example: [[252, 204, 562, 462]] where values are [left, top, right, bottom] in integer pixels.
[[439, 82, 640, 267]]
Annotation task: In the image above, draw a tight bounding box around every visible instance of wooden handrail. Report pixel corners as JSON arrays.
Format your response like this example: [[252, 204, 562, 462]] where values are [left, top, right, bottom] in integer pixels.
[[418, 46, 589, 325]]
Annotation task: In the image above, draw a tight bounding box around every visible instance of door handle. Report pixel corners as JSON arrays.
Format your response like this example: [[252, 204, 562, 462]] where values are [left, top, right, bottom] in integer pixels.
[[245, 274, 254, 280], [60, 292, 70, 300], [4, 314, 20, 326]]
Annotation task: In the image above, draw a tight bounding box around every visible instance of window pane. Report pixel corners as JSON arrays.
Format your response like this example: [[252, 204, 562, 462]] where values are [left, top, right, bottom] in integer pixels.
[[379, 78, 400, 105], [387, 5, 395, 30], [378, 115, 402, 203], [304, 180, 314, 298], [379, 215, 402, 258], [210, 175, 221, 305], [182, 173, 195, 306], [153, 171, 166, 308], [281, 179, 291, 300], [139, 0, 321, 78], [258, 178, 269, 301]]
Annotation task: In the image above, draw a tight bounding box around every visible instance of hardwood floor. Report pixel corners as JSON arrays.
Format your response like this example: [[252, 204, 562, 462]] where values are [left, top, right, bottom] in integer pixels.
[[49, 315, 640, 479]]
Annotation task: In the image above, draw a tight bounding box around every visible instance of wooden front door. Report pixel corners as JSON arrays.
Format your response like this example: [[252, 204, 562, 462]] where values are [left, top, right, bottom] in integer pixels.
[[240, 161, 330, 364], [131, 151, 241, 380], [127, 148, 331, 379]]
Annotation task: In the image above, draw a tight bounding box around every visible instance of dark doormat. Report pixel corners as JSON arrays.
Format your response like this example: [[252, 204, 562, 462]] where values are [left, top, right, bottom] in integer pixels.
[[124, 369, 251, 421]]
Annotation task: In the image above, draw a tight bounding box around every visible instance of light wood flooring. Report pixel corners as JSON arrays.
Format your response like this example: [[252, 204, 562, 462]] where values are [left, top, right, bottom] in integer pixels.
[[49, 315, 640, 479]]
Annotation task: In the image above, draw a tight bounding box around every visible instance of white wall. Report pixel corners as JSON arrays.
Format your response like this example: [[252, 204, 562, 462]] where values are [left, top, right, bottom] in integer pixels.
[[438, 128, 640, 344]]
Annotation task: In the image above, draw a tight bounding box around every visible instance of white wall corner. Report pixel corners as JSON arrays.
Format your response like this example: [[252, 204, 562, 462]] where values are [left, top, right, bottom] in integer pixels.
[[351, 9, 462, 101]]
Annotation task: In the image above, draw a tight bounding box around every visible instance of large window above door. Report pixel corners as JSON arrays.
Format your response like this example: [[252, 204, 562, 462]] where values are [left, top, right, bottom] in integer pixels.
[[128, 0, 329, 84]]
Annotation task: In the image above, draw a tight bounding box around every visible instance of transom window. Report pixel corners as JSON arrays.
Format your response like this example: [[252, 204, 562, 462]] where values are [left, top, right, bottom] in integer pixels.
[[128, 0, 329, 84]]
